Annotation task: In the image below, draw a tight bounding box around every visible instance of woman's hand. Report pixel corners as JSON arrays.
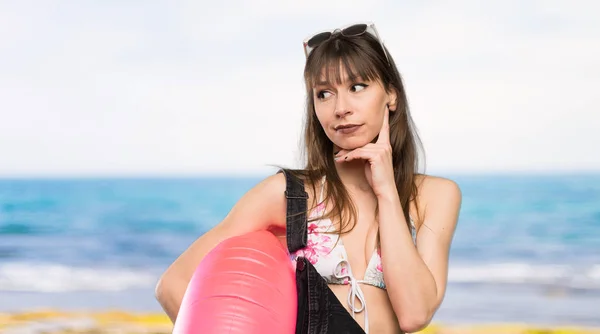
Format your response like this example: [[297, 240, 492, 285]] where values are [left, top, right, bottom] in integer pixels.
[[335, 106, 397, 199]]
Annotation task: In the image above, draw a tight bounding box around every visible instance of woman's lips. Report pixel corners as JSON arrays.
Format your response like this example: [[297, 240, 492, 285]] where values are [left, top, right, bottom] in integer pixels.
[[336, 124, 362, 134]]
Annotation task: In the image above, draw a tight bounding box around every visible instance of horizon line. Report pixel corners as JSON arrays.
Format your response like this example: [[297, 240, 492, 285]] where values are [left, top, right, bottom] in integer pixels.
[[1, 169, 599, 180]]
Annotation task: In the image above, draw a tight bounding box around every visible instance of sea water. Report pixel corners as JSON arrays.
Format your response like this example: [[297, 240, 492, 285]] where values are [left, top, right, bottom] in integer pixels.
[[0, 174, 599, 325]]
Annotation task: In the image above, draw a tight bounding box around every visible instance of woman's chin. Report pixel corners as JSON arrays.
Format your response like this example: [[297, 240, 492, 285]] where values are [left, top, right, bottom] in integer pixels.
[[334, 138, 373, 150]]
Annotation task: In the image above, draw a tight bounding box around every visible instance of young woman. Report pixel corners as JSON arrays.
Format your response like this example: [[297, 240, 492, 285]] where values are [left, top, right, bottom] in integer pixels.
[[155, 22, 461, 334]]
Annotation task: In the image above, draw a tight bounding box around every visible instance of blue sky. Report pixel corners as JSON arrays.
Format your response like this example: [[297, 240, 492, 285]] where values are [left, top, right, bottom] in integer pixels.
[[0, 1, 598, 176]]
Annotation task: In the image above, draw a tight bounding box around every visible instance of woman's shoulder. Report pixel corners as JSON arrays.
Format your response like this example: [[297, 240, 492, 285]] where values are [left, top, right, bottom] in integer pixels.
[[239, 169, 320, 229], [413, 173, 462, 227], [217, 172, 289, 231], [415, 174, 461, 197]]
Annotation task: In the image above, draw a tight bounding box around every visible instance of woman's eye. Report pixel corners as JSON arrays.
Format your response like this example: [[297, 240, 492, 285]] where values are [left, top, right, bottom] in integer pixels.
[[351, 83, 368, 92], [317, 91, 332, 99]]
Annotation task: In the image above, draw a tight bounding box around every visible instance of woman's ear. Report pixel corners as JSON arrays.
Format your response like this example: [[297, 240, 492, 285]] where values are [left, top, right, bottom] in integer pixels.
[[387, 86, 398, 112], [387, 98, 398, 112]]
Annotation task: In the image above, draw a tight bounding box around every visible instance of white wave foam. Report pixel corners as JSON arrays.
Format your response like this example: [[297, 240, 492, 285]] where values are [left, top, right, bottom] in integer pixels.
[[448, 263, 600, 290], [2, 261, 599, 293], [0, 262, 157, 292]]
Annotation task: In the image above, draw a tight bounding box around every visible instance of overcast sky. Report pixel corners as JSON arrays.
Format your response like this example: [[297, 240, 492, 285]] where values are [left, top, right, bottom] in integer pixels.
[[1, 1, 598, 177]]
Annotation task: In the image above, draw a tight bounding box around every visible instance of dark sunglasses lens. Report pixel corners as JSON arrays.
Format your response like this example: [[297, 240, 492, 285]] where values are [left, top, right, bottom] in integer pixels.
[[342, 24, 368, 36], [307, 32, 332, 48]]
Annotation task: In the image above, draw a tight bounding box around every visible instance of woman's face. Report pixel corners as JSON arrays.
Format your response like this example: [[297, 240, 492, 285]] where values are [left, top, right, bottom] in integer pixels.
[[313, 66, 396, 151]]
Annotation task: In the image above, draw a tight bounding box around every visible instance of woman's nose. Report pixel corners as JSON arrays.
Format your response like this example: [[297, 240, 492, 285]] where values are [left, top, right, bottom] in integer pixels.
[[334, 94, 352, 118]]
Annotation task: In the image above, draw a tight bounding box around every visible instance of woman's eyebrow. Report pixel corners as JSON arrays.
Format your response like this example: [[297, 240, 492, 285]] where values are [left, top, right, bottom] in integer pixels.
[[314, 76, 364, 87]]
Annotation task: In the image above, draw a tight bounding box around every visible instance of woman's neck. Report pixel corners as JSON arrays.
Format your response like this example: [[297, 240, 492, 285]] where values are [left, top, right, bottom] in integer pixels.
[[335, 160, 374, 195]]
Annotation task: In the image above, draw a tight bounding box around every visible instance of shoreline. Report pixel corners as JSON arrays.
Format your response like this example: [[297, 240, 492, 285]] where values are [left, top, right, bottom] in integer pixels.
[[2, 310, 600, 334]]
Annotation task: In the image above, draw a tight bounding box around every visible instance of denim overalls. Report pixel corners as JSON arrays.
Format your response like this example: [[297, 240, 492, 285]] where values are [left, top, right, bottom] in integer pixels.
[[278, 169, 366, 334]]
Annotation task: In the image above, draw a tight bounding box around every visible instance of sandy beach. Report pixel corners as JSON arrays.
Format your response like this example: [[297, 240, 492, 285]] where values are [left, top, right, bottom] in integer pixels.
[[0, 310, 172, 334], [2, 310, 600, 334]]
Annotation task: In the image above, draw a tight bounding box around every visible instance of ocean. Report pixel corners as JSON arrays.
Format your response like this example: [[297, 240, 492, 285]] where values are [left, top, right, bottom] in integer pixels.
[[1, 174, 599, 326]]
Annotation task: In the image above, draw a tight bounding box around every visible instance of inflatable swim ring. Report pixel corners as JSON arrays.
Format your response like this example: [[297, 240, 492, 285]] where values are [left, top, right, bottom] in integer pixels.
[[173, 230, 297, 333]]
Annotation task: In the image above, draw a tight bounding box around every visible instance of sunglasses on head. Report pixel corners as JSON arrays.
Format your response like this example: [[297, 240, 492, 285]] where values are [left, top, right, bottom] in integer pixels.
[[302, 22, 390, 63]]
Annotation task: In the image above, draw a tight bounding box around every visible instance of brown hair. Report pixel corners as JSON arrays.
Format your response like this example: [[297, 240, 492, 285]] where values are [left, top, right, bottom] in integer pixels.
[[286, 30, 424, 234]]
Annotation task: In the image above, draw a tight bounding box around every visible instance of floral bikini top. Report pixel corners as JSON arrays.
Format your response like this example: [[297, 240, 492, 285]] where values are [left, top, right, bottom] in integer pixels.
[[290, 177, 417, 333]]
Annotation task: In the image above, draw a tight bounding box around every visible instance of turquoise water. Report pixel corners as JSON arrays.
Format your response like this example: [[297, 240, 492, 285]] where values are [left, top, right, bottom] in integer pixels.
[[0, 174, 599, 325]]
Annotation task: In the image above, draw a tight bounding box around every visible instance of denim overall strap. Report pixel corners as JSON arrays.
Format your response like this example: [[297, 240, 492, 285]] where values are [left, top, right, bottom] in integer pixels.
[[277, 169, 308, 253], [277, 169, 364, 334]]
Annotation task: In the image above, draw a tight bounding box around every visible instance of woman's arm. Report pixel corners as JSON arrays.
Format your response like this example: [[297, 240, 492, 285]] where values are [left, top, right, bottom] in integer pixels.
[[155, 173, 288, 323], [378, 176, 461, 333]]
